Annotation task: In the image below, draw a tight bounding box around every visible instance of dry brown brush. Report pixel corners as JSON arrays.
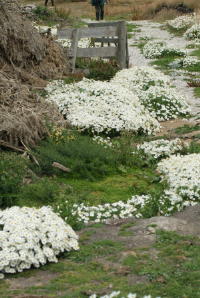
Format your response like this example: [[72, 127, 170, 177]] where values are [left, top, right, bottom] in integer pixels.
[[0, 0, 69, 148]]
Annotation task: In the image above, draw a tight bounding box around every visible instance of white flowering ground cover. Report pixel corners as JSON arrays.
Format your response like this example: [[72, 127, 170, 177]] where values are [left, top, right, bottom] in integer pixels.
[[137, 138, 185, 159], [111, 67, 190, 121], [142, 40, 186, 59], [157, 154, 200, 212], [0, 206, 79, 278], [45, 78, 160, 135], [184, 24, 200, 39], [139, 86, 190, 121], [175, 56, 200, 68], [111, 66, 171, 95], [167, 15, 194, 30], [90, 292, 160, 298], [56, 195, 151, 224]]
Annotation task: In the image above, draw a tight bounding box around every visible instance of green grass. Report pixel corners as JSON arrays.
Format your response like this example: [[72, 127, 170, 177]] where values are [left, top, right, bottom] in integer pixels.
[[184, 63, 200, 73], [191, 47, 200, 58], [19, 166, 164, 208], [151, 56, 178, 72], [127, 23, 140, 33], [173, 124, 200, 134], [75, 58, 119, 81], [165, 24, 188, 37], [3, 229, 200, 297], [194, 87, 200, 98]]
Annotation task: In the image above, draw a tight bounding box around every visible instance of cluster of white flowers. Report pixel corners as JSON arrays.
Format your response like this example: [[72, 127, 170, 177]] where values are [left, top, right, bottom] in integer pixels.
[[184, 24, 200, 39], [92, 136, 113, 148], [34, 24, 58, 36], [111, 66, 171, 96], [167, 15, 194, 30], [111, 67, 190, 121], [45, 78, 160, 135], [0, 206, 79, 278], [90, 292, 160, 298], [57, 195, 151, 224], [157, 154, 200, 211], [137, 138, 185, 159], [139, 86, 190, 121], [176, 55, 200, 67], [56, 37, 91, 48], [143, 40, 186, 59]]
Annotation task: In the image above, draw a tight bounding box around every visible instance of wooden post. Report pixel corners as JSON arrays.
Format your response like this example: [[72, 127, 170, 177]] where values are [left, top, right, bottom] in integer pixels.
[[126, 32, 129, 68], [69, 28, 79, 73], [117, 21, 127, 69]]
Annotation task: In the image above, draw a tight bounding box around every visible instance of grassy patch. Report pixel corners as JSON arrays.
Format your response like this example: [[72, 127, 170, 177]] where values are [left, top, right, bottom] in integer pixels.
[[184, 63, 200, 73], [165, 24, 188, 36], [122, 230, 200, 297], [75, 58, 119, 81], [194, 87, 200, 98], [173, 124, 200, 134], [191, 47, 200, 58], [151, 56, 177, 71], [4, 229, 200, 297]]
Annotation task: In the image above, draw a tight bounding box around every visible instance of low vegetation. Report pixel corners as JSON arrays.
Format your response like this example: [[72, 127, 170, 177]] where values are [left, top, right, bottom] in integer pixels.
[[2, 0, 200, 295]]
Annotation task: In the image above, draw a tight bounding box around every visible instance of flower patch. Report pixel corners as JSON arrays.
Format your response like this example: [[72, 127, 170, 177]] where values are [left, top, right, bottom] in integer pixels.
[[0, 206, 79, 278], [167, 15, 194, 30], [111, 66, 171, 95], [143, 40, 186, 59], [56, 195, 152, 224], [137, 138, 185, 159], [157, 154, 200, 212], [46, 79, 160, 135], [184, 24, 200, 39], [139, 86, 190, 121]]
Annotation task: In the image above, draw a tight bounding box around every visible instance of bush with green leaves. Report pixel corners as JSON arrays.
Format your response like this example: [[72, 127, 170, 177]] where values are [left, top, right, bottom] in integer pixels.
[[19, 178, 61, 206], [0, 152, 28, 208], [33, 6, 53, 20], [32, 134, 136, 180]]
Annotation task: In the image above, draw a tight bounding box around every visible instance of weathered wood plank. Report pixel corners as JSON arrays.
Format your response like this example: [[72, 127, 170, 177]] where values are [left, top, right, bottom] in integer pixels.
[[58, 26, 118, 39], [69, 28, 79, 73], [117, 21, 127, 69], [93, 37, 118, 44], [76, 47, 117, 58], [88, 21, 121, 27], [126, 33, 129, 68], [57, 28, 73, 39]]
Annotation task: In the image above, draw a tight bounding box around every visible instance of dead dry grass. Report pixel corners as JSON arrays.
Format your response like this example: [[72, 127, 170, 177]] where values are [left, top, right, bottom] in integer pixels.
[[21, 0, 200, 20]]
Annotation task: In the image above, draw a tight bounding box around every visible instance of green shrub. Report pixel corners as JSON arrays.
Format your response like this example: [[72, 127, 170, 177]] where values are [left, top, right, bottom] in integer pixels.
[[31, 134, 135, 180], [33, 6, 53, 20], [19, 178, 60, 205], [0, 152, 28, 208], [76, 58, 119, 81]]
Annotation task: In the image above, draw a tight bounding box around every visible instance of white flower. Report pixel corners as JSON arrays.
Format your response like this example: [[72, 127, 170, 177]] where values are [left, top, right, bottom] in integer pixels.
[[137, 138, 186, 159], [139, 86, 190, 121], [184, 24, 200, 39], [45, 78, 160, 135], [167, 15, 194, 30], [0, 206, 79, 277], [143, 40, 186, 59], [157, 154, 200, 212], [111, 67, 190, 121]]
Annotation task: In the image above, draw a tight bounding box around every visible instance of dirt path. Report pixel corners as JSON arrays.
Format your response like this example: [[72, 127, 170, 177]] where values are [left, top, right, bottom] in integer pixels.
[[128, 20, 200, 118]]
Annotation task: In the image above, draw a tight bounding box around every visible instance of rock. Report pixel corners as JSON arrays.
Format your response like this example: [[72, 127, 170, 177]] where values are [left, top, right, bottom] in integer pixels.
[[131, 216, 200, 237]]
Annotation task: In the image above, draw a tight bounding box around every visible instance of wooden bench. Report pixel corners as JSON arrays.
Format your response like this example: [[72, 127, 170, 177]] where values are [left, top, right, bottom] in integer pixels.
[[57, 21, 129, 72]]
